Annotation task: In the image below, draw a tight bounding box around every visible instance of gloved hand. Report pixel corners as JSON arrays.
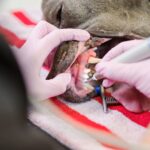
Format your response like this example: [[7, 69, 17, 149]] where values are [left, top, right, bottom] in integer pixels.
[[95, 40, 150, 112], [12, 21, 90, 100]]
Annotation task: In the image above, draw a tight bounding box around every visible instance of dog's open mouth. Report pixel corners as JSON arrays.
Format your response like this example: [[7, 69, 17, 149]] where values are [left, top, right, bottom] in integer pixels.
[[47, 36, 132, 102]]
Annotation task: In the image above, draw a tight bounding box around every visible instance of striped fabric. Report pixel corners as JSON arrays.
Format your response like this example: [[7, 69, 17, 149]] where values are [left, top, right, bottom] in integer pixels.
[[1, 10, 150, 150]]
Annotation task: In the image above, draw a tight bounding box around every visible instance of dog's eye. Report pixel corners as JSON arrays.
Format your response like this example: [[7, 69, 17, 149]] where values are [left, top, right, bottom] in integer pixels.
[[57, 4, 62, 27]]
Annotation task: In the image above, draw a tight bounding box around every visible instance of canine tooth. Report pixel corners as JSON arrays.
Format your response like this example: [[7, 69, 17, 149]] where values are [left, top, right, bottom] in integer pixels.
[[88, 57, 101, 64], [93, 47, 98, 51], [83, 73, 89, 79], [84, 83, 94, 91]]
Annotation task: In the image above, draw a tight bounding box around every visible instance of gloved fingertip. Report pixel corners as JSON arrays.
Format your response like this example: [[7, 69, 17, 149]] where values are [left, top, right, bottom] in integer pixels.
[[75, 30, 90, 41], [31, 21, 58, 39], [102, 57, 111, 62], [102, 79, 114, 88], [95, 62, 108, 72], [95, 63, 101, 72]]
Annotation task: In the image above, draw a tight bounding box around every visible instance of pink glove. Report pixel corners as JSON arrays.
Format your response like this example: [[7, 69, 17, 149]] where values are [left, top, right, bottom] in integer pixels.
[[95, 40, 150, 112], [12, 21, 90, 100]]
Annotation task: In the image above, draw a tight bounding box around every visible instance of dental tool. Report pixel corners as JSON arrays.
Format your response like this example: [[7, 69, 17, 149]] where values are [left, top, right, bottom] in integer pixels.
[[96, 86, 108, 113], [95, 86, 119, 113], [89, 38, 150, 112]]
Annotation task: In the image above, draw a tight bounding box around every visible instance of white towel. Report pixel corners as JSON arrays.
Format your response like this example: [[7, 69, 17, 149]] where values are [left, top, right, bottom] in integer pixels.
[[1, 10, 150, 150]]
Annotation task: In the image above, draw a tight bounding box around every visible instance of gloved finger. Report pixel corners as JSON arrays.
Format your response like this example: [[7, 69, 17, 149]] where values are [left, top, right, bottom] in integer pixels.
[[37, 73, 71, 100], [112, 88, 143, 113], [102, 40, 143, 62], [29, 21, 58, 39], [38, 29, 90, 65], [43, 29, 90, 45], [111, 83, 150, 112], [96, 61, 138, 86], [102, 79, 115, 88]]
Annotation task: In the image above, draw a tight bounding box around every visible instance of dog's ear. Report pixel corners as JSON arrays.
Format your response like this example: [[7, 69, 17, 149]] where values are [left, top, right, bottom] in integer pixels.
[[0, 35, 68, 150]]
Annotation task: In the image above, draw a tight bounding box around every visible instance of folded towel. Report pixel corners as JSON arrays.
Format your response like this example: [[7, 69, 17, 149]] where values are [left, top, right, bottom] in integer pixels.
[[1, 10, 150, 150]]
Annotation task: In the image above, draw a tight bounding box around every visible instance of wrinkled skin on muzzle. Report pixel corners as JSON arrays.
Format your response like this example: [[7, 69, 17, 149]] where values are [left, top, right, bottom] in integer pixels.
[[42, 0, 150, 38], [42, 0, 150, 102]]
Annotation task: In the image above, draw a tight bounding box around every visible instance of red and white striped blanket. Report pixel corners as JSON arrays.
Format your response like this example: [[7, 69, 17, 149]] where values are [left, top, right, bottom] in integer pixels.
[[1, 10, 150, 150]]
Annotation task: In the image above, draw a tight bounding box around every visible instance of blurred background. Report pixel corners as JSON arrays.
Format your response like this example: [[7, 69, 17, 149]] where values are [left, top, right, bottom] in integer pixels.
[[0, 0, 42, 13]]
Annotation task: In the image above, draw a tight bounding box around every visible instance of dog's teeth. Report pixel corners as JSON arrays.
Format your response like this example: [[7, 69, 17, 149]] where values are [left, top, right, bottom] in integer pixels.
[[83, 73, 89, 79], [88, 57, 101, 64], [93, 47, 98, 51], [84, 83, 94, 91], [83, 79, 88, 83], [84, 69, 91, 74]]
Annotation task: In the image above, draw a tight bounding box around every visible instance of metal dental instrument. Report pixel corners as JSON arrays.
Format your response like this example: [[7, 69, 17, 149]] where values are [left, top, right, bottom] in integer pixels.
[[95, 86, 119, 113], [92, 38, 150, 81], [100, 86, 108, 113]]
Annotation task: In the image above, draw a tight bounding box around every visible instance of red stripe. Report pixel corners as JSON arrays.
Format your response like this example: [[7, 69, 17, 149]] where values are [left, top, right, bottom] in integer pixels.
[[12, 11, 36, 26], [51, 98, 127, 150], [0, 26, 25, 48], [101, 142, 125, 150], [51, 97, 112, 133], [95, 97, 150, 127]]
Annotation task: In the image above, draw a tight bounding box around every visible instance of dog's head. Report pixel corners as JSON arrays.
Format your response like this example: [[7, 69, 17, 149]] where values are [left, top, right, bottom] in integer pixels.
[[42, 0, 150, 102]]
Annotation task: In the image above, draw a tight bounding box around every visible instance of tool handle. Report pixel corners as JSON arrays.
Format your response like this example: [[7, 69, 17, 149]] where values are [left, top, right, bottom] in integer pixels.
[[112, 38, 150, 63]]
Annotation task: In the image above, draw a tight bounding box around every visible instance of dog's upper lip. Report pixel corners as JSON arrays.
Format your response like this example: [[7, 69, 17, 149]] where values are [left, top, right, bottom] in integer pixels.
[[90, 32, 143, 40]]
